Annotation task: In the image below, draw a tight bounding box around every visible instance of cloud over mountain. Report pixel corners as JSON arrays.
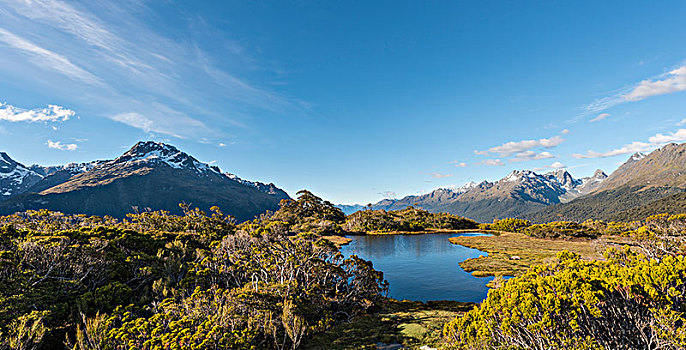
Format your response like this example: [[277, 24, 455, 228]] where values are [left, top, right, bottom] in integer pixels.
[[573, 128, 686, 159]]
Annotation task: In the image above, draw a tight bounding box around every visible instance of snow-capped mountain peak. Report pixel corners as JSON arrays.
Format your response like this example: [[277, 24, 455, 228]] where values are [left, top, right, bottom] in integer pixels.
[[114, 141, 220, 174], [0, 152, 43, 198], [444, 181, 478, 194]]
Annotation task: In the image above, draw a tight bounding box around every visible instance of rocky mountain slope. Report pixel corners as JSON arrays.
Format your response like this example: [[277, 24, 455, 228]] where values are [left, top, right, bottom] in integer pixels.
[[0, 152, 43, 200], [527, 143, 686, 222], [0, 141, 290, 221]]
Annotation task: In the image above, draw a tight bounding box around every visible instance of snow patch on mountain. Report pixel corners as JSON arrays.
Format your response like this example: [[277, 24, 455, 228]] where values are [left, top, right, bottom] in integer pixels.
[[224, 172, 282, 195], [0, 152, 43, 198], [113, 141, 220, 175], [30, 160, 108, 177], [632, 152, 647, 161]]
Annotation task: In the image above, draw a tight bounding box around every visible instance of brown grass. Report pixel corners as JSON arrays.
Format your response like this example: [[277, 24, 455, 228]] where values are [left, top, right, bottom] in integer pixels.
[[322, 235, 353, 247]]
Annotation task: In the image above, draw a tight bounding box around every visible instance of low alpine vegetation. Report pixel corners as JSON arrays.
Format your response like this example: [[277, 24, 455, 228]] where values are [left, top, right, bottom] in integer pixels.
[[0, 191, 387, 350]]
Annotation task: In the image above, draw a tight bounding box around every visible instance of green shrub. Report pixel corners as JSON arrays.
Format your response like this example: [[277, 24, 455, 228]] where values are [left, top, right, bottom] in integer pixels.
[[444, 248, 686, 350], [488, 218, 531, 232], [343, 207, 477, 233]]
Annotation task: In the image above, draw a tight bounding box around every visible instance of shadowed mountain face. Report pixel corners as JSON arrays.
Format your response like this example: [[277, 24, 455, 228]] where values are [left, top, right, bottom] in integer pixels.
[[339, 169, 607, 222], [527, 143, 686, 222], [0, 141, 290, 221]]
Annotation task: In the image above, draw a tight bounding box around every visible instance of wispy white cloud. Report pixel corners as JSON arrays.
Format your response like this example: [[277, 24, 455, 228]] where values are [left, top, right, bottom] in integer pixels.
[[3, 0, 154, 75], [590, 113, 610, 122], [482, 159, 505, 166], [477, 135, 564, 157], [0, 27, 103, 85], [648, 129, 686, 144], [0, 0, 299, 140], [511, 150, 555, 162], [533, 161, 567, 172], [379, 191, 397, 199], [561, 129, 570, 134], [624, 66, 686, 101], [110, 108, 209, 139], [677, 118, 686, 126], [449, 160, 467, 167], [430, 172, 453, 178], [572, 128, 686, 159], [550, 161, 566, 169], [572, 142, 651, 159], [46, 140, 77, 151], [111, 112, 154, 133], [0, 102, 74, 122], [583, 65, 686, 115]]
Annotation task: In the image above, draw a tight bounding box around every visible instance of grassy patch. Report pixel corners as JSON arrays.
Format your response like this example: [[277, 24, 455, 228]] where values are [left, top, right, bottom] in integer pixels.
[[322, 235, 353, 246], [449, 232, 604, 277], [304, 299, 473, 350]]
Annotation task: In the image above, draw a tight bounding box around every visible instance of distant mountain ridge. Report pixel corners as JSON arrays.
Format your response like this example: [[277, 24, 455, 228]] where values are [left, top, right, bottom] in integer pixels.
[[338, 168, 607, 221], [527, 143, 686, 222], [0, 141, 290, 221], [339, 143, 686, 222]]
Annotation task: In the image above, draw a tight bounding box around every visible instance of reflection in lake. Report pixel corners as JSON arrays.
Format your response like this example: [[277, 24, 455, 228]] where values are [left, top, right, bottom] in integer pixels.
[[340, 233, 493, 302]]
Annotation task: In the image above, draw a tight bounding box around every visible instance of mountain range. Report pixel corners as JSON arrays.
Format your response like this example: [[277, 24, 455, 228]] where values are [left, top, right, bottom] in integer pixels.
[[338, 143, 686, 223], [4, 141, 686, 224], [0, 141, 290, 221], [529, 143, 686, 222], [337, 168, 607, 222]]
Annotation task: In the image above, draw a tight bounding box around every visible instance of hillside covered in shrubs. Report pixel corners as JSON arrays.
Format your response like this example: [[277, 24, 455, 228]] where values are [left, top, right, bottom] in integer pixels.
[[0, 190, 387, 350], [343, 207, 478, 233], [444, 212, 686, 349], [3, 187, 686, 349]]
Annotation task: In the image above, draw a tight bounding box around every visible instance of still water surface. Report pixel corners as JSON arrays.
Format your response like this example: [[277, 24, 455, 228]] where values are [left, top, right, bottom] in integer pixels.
[[340, 233, 493, 302]]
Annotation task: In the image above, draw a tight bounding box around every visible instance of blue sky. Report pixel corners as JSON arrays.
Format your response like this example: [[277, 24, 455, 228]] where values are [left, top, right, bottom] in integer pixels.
[[1, 1, 686, 204]]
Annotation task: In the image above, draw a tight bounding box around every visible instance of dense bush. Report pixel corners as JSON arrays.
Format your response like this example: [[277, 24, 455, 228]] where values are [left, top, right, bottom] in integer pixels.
[[79, 233, 386, 350], [481, 218, 531, 232], [524, 221, 599, 239], [0, 212, 214, 348], [343, 207, 477, 233], [444, 248, 686, 350], [0, 191, 388, 350], [256, 189, 347, 236]]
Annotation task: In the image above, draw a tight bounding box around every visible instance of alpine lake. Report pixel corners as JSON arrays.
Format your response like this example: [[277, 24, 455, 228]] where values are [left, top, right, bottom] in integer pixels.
[[340, 233, 495, 302]]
